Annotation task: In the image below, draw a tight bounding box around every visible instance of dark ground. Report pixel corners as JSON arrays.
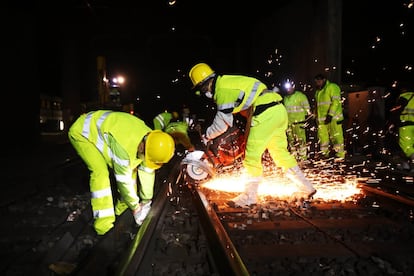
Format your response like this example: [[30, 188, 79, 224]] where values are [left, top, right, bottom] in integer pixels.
[[1, 131, 413, 275]]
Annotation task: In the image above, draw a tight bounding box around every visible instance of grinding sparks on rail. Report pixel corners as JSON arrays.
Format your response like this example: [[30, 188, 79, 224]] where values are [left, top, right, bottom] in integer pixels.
[[200, 170, 362, 202]]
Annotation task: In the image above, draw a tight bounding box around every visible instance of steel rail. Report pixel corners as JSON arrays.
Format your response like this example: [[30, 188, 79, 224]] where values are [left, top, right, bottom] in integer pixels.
[[360, 183, 414, 207], [116, 164, 181, 275], [115, 182, 170, 276], [190, 187, 250, 276]]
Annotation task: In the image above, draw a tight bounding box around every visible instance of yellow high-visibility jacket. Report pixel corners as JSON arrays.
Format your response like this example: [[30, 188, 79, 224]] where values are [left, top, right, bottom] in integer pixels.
[[283, 90, 311, 123], [69, 110, 153, 220], [315, 80, 344, 123], [153, 111, 173, 130], [205, 75, 268, 139], [399, 92, 414, 123], [397, 92, 414, 158], [165, 121, 194, 150]]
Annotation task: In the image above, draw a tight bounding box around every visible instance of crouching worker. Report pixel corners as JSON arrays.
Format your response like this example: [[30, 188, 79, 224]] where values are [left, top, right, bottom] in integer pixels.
[[165, 119, 195, 152], [68, 110, 175, 235]]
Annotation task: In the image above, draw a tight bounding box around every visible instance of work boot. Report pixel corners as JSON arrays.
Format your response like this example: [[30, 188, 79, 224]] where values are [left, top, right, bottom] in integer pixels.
[[227, 177, 260, 208], [285, 166, 316, 199], [227, 193, 257, 208]]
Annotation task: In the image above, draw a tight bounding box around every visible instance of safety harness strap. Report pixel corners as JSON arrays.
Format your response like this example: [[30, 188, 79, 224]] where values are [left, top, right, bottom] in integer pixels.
[[253, 101, 282, 116]]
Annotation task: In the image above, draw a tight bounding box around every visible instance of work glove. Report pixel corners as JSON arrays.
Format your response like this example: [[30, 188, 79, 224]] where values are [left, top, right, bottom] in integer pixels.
[[201, 134, 210, 146], [324, 114, 332, 124], [133, 201, 152, 226]]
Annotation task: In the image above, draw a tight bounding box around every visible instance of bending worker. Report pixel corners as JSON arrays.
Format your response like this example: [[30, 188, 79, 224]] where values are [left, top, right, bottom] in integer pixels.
[[153, 110, 179, 131], [189, 63, 316, 207], [68, 110, 175, 235], [165, 119, 195, 152]]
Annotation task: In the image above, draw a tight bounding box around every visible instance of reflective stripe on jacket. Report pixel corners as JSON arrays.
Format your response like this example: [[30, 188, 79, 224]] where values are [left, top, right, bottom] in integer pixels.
[[153, 112, 173, 130], [80, 110, 152, 208], [214, 75, 267, 114], [283, 91, 311, 123], [315, 80, 344, 123], [81, 110, 150, 168], [206, 75, 269, 139]]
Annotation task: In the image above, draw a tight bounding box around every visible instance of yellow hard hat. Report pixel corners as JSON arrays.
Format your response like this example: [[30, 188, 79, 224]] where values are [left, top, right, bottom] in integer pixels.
[[189, 63, 215, 88], [145, 130, 175, 170]]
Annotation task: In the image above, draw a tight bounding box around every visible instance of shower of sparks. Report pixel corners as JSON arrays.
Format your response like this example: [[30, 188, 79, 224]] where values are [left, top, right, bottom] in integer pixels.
[[200, 168, 362, 202]]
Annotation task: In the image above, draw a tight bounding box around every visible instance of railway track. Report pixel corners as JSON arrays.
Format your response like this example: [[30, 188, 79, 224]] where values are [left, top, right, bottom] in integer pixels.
[[3, 150, 414, 275], [58, 162, 414, 276], [194, 187, 414, 275], [119, 158, 414, 275]]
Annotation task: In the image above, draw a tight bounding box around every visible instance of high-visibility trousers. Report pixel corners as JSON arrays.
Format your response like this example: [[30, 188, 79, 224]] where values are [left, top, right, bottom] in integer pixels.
[[243, 103, 297, 177], [317, 120, 345, 158], [287, 123, 308, 161], [68, 117, 116, 235]]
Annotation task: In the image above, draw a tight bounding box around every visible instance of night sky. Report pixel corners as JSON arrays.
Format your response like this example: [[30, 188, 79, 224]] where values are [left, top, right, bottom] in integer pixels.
[[34, 1, 414, 98], [74, 1, 412, 85], [342, 0, 414, 86], [2, 1, 413, 148]]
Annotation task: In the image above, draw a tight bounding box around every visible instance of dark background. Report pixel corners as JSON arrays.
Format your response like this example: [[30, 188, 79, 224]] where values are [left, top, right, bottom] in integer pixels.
[[1, 0, 413, 151]]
